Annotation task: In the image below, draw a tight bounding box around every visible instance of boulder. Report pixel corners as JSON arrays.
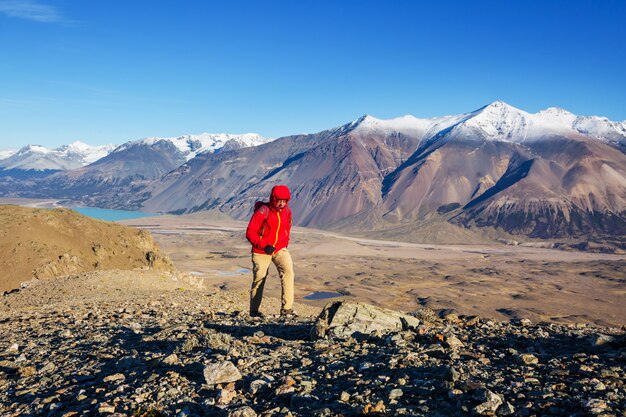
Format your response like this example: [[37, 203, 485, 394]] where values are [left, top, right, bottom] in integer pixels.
[[312, 301, 420, 339]]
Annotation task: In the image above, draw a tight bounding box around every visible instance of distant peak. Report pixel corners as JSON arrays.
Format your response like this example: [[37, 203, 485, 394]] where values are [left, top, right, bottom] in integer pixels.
[[467, 101, 527, 121], [346, 114, 379, 129], [481, 100, 520, 112], [488, 99, 508, 107]]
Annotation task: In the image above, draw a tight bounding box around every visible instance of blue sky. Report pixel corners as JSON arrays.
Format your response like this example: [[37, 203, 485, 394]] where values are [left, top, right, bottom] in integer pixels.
[[1, 0, 625, 148]]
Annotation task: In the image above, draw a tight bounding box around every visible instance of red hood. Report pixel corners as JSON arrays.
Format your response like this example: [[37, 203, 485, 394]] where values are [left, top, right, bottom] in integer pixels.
[[271, 185, 291, 202]]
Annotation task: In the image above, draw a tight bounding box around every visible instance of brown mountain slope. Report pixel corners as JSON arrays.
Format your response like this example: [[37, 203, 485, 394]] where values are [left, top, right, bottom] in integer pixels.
[[140, 131, 418, 228], [380, 138, 524, 222], [139, 132, 330, 215], [0, 205, 173, 293], [455, 136, 626, 238], [139, 127, 421, 227]]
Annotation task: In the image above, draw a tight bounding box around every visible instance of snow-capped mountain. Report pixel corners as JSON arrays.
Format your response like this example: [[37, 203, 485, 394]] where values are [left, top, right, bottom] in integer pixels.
[[0, 142, 115, 172], [331, 101, 625, 152], [333, 101, 624, 152], [0, 133, 270, 174], [111, 133, 271, 161], [7, 132, 272, 200], [432, 100, 626, 149]]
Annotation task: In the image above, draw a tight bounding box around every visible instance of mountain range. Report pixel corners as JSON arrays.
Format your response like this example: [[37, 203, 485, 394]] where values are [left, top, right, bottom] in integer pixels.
[[0, 142, 115, 178], [2, 101, 625, 246], [0, 133, 268, 174]]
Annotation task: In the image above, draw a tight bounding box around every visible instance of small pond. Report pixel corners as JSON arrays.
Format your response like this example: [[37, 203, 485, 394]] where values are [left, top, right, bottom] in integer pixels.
[[303, 291, 345, 301]]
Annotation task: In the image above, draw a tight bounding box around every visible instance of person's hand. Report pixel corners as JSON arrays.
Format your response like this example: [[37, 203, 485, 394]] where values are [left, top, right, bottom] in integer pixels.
[[263, 245, 275, 255]]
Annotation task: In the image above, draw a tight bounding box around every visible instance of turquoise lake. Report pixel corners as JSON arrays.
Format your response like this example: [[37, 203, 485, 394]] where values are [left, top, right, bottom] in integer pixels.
[[71, 207, 160, 222]]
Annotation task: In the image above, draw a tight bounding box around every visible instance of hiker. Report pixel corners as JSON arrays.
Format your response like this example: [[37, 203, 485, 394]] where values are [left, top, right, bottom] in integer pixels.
[[246, 185, 295, 318]]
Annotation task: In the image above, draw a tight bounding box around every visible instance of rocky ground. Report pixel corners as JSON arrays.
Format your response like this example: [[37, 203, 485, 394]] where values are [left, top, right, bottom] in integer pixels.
[[1, 270, 625, 417]]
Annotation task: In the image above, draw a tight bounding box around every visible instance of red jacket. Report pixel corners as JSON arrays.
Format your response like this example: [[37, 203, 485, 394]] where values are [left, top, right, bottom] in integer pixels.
[[246, 203, 292, 254]]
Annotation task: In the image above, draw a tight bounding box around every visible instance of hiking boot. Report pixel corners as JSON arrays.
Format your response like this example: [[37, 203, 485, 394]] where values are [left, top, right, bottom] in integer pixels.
[[250, 311, 265, 319], [280, 309, 297, 319]]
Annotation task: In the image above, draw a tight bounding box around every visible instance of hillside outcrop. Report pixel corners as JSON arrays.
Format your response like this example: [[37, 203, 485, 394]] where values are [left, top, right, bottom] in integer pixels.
[[0, 205, 173, 293]]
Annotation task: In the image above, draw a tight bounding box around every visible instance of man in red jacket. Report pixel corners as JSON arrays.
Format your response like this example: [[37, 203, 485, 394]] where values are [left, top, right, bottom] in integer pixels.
[[246, 185, 295, 318]]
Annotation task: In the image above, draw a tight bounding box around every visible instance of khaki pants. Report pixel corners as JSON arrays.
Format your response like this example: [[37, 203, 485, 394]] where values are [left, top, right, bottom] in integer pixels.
[[250, 249, 294, 313]]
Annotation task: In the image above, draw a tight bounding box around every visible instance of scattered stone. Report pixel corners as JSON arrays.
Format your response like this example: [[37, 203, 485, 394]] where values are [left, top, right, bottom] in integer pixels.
[[39, 361, 56, 373], [203, 361, 242, 385], [98, 403, 116, 414], [498, 401, 515, 415], [444, 333, 465, 349], [389, 388, 403, 399], [163, 353, 179, 365], [439, 309, 459, 321], [275, 384, 296, 395], [473, 388, 501, 403], [590, 334, 616, 347], [216, 387, 237, 405], [229, 407, 257, 417], [474, 396, 503, 415], [473, 389, 506, 415], [592, 378, 606, 391], [103, 373, 126, 383], [449, 389, 463, 398], [585, 398, 608, 410], [600, 369, 619, 378], [518, 353, 539, 365], [465, 316, 481, 327], [362, 400, 386, 414], [249, 379, 268, 394], [129, 322, 143, 333]]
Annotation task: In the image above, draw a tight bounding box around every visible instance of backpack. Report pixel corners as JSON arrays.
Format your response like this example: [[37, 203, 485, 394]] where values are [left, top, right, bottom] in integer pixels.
[[254, 201, 270, 237], [254, 200, 268, 214]]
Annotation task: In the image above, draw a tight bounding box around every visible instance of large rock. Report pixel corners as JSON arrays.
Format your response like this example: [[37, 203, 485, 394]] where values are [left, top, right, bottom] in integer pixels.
[[312, 301, 420, 339]]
